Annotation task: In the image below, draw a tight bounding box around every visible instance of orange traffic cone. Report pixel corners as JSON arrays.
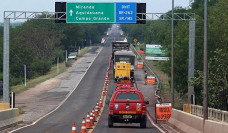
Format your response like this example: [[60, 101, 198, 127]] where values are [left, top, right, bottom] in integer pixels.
[[92, 109, 96, 122], [91, 109, 95, 121], [90, 112, 94, 125], [72, 123, 77, 133], [86, 112, 92, 129], [94, 106, 99, 116], [81, 118, 87, 133], [99, 98, 103, 107], [104, 82, 108, 87], [96, 102, 100, 111], [102, 89, 106, 96]]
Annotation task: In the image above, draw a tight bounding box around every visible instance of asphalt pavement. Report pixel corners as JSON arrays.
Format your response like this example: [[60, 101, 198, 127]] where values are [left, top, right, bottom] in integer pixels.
[[11, 34, 113, 133], [9, 25, 167, 133]]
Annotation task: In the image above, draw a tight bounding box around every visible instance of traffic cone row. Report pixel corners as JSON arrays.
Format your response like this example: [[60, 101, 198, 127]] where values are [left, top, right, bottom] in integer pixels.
[[72, 57, 112, 133], [103, 63, 110, 96]]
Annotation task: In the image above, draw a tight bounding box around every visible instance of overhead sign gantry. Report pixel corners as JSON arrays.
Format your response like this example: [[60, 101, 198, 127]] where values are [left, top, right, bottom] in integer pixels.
[[58, 2, 141, 24]]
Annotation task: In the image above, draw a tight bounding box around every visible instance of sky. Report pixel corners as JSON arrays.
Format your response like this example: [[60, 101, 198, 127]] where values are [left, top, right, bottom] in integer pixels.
[[0, 0, 190, 22]]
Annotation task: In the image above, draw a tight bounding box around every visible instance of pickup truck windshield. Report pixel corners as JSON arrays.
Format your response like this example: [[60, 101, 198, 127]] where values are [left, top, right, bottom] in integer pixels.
[[116, 93, 140, 100]]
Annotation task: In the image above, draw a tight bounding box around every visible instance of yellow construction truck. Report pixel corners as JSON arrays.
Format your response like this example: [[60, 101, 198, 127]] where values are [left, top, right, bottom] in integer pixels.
[[114, 62, 131, 81], [113, 51, 135, 81]]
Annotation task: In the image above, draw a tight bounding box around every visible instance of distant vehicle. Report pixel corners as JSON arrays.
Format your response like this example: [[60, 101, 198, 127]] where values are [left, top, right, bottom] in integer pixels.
[[112, 41, 130, 58], [115, 77, 134, 88], [0, 80, 3, 95], [113, 51, 135, 80], [108, 89, 149, 128], [68, 53, 77, 60], [114, 62, 131, 81]]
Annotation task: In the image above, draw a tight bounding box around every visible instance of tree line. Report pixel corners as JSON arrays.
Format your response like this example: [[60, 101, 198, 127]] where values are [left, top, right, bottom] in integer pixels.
[[121, 0, 228, 111], [0, 15, 110, 86]]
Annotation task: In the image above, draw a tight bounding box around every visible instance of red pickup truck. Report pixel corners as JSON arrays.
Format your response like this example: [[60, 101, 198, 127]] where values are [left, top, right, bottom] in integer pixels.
[[108, 89, 149, 128]]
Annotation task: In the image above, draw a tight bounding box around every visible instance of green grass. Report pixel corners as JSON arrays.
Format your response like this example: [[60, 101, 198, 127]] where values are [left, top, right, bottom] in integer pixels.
[[17, 105, 26, 114]]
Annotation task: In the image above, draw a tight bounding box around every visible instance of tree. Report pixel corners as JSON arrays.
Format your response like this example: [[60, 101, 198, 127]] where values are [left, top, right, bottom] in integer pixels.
[[208, 49, 228, 110]]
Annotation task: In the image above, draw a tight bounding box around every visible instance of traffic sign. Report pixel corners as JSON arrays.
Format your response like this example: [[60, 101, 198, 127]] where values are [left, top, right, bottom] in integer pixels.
[[134, 38, 137, 43], [66, 3, 115, 23], [116, 3, 136, 23], [155, 103, 172, 121]]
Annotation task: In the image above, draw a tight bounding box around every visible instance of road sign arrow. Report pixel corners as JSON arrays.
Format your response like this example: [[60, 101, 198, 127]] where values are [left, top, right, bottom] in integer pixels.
[[69, 10, 73, 16]]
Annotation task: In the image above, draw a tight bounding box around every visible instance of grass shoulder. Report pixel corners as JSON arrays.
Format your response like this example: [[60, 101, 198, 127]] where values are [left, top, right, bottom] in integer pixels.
[[10, 46, 92, 94]]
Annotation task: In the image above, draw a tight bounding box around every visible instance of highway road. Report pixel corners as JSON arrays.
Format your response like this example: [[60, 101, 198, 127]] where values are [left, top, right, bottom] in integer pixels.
[[11, 25, 161, 133], [92, 68, 161, 133]]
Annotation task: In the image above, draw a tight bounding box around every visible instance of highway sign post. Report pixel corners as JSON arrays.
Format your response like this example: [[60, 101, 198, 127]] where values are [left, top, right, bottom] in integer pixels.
[[66, 3, 115, 23]]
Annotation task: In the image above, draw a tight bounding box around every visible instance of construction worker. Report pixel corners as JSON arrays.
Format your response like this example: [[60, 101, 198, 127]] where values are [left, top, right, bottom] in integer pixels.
[[144, 71, 147, 85]]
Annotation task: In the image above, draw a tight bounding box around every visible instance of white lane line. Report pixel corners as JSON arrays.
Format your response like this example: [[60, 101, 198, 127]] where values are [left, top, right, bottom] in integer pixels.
[[9, 47, 103, 133], [147, 113, 165, 133]]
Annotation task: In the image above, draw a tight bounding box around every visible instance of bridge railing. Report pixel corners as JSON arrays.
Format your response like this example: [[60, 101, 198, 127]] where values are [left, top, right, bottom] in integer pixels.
[[191, 104, 228, 123]]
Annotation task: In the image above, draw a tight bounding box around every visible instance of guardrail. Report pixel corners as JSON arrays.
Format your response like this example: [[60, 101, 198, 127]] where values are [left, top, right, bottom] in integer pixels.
[[130, 45, 162, 102], [191, 104, 228, 123]]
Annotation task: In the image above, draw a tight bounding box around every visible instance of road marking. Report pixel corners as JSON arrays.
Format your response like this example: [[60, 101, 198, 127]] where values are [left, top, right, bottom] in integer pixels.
[[9, 47, 103, 133], [88, 57, 110, 133], [147, 112, 165, 133], [88, 94, 107, 133]]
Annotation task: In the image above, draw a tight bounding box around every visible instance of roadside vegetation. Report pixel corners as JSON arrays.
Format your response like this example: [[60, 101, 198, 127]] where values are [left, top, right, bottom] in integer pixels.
[[122, 0, 228, 111], [0, 15, 111, 92]]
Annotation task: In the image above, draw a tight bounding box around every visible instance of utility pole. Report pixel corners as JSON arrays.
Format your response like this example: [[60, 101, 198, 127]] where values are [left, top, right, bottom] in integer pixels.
[[65, 50, 68, 62], [57, 57, 59, 73], [171, 0, 175, 108], [3, 18, 10, 103], [203, 0, 208, 131], [188, 21, 195, 104], [24, 65, 26, 87]]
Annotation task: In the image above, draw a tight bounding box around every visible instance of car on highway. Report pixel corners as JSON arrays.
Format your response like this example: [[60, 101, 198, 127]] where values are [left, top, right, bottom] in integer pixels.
[[108, 89, 149, 128], [68, 53, 77, 60], [116, 85, 135, 90]]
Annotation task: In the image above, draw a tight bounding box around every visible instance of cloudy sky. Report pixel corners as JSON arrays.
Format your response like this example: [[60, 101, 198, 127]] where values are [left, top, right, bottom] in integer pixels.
[[0, 0, 190, 22]]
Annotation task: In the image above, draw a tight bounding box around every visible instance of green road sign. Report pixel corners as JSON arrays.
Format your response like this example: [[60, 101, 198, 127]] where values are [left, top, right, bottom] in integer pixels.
[[67, 3, 115, 23], [145, 44, 169, 61]]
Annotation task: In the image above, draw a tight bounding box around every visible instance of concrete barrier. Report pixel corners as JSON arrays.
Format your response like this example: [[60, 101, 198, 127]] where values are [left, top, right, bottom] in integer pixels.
[[168, 109, 228, 133], [168, 109, 203, 133], [0, 108, 22, 130], [204, 119, 228, 133]]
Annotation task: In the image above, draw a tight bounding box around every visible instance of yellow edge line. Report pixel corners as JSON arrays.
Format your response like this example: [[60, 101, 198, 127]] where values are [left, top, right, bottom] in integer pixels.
[[88, 85, 108, 133]]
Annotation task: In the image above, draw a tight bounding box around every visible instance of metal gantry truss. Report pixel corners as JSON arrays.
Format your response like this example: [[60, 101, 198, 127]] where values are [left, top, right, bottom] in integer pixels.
[[4, 11, 66, 20], [4, 11, 195, 21], [137, 13, 195, 21]]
